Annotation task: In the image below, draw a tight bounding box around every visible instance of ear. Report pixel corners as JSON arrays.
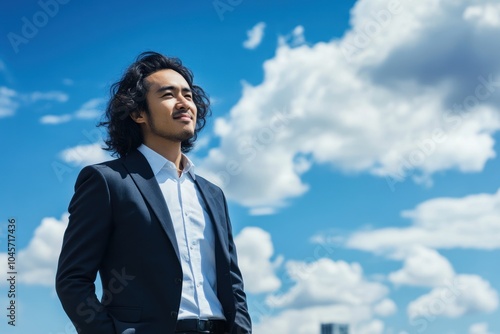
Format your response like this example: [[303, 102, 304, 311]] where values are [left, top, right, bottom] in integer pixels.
[[130, 110, 147, 124]]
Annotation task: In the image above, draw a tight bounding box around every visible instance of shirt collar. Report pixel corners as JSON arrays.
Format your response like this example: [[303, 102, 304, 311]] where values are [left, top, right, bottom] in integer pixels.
[[137, 144, 196, 179]]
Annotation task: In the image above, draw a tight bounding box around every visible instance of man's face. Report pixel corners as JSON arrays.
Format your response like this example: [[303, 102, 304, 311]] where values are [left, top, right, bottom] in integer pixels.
[[135, 69, 197, 145]]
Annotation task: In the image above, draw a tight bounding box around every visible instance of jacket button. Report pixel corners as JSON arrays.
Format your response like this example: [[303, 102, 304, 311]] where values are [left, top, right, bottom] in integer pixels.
[[171, 311, 178, 318], [175, 278, 182, 284]]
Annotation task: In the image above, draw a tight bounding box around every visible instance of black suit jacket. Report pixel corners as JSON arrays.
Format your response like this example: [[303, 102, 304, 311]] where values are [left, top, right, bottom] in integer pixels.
[[56, 150, 252, 334]]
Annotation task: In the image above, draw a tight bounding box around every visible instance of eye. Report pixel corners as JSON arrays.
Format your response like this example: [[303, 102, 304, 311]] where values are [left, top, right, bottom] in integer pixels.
[[162, 92, 173, 98], [184, 94, 193, 100]]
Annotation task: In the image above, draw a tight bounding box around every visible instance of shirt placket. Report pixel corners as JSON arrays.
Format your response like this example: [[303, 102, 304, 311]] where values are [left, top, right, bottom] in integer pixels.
[[178, 175, 202, 313]]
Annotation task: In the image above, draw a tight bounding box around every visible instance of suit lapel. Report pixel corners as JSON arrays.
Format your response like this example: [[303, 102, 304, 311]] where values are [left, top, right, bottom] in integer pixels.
[[121, 150, 180, 260], [194, 177, 230, 263]]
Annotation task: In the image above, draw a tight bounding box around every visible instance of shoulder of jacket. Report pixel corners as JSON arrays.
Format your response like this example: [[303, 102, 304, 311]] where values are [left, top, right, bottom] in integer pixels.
[[80, 156, 125, 178], [196, 174, 223, 191]]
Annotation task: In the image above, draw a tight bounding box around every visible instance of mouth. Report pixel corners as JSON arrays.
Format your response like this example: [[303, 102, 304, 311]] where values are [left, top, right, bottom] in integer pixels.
[[173, 112, 193, 122]]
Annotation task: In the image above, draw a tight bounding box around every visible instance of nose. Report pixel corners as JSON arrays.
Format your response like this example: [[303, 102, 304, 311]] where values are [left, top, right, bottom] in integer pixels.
[[176, 95, 190, 110]]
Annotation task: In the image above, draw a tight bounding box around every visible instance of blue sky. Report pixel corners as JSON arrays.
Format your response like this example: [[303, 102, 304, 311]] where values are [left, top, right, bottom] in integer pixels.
[[1, 0, 500, 333]]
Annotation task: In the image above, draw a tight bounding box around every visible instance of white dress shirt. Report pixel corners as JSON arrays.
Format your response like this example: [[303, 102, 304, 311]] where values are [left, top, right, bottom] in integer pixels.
[[137, 144, 225, 320]]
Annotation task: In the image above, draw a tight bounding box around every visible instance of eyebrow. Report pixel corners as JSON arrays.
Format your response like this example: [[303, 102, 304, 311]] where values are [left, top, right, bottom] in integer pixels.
[[155, 85, 192, 95]]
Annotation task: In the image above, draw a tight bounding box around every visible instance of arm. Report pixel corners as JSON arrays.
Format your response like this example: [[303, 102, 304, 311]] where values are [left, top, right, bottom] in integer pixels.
[[222, 193, 252, 334], [55, 165, 115, 334]]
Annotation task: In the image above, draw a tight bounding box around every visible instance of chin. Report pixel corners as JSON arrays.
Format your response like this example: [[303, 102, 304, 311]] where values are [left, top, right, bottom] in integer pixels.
[[180, 129, 195, 140]]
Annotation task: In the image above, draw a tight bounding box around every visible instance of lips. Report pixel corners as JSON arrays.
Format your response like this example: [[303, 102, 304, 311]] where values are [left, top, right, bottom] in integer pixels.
[[173, 112, 193, 120]]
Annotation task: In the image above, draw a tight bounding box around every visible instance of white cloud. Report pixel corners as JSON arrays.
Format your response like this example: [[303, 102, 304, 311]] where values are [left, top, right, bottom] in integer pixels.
[[40, 114, 72, 124], [346, 189, 500, 253], [469, 322, 493, 334], [337, 186, 500, 325], [60, 143, 111, 166], [62, 78, 74, 86], [291, 26, 305, 45], [234, 227, 282, 293], [253, 305, 383, 334], [278, 25, 306, 47], [199, 0, 500, 213], [266, 258, 388, 309], [74, 98, 104, 119], [0, 86, 18, 118], [242, 236, 390, 333], [356, 319, 384, 334], [197, 106, 309, 210], [385, 246, 498, 321], [249, 207, 277, 216], [0, 86, 68, 119], [0, 214, 68, 286], [29, 91, 68, 103], [191, 135, 211, 153], [254, 305, 372, 334], [408, 274, 498, 320], [373, 298, 397, 317], [388, 246, 455, 287], [40, 98, 104, 125], [464, 3, 500, 28], [243, 22, 266, 49]]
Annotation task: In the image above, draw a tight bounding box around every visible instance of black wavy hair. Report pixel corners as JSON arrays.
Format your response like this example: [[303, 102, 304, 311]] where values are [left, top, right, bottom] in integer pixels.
[[99, 51, 211, 157]]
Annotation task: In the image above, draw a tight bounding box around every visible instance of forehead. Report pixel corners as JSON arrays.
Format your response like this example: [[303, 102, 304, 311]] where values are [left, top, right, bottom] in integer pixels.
[[145, 69, 189, 89]]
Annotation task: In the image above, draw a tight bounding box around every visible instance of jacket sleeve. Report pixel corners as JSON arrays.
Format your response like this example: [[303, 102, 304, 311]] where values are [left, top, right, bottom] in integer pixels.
[[55, 165, 116, 334], [222, 193, 252, 334]]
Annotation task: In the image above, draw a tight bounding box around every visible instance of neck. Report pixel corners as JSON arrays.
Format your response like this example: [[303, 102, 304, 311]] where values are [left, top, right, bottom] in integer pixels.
[[143, 137, 183, 170]]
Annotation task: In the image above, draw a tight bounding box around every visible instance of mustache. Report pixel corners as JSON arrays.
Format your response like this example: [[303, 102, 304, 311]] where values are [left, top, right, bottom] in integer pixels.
[[172, 109, 194, 118]]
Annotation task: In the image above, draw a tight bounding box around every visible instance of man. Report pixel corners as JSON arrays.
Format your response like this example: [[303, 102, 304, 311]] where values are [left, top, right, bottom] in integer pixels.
[[56, 51, 252, 334]]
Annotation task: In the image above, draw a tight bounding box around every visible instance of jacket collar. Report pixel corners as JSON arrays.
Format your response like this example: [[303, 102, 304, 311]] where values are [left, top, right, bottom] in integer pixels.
[[121, 149, 180, 260], [120, 149, 229, 264]]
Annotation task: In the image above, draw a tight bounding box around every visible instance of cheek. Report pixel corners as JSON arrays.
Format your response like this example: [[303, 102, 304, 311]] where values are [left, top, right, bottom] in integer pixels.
[[191, 105, 198, 119], [159, 100, 176, 110]]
